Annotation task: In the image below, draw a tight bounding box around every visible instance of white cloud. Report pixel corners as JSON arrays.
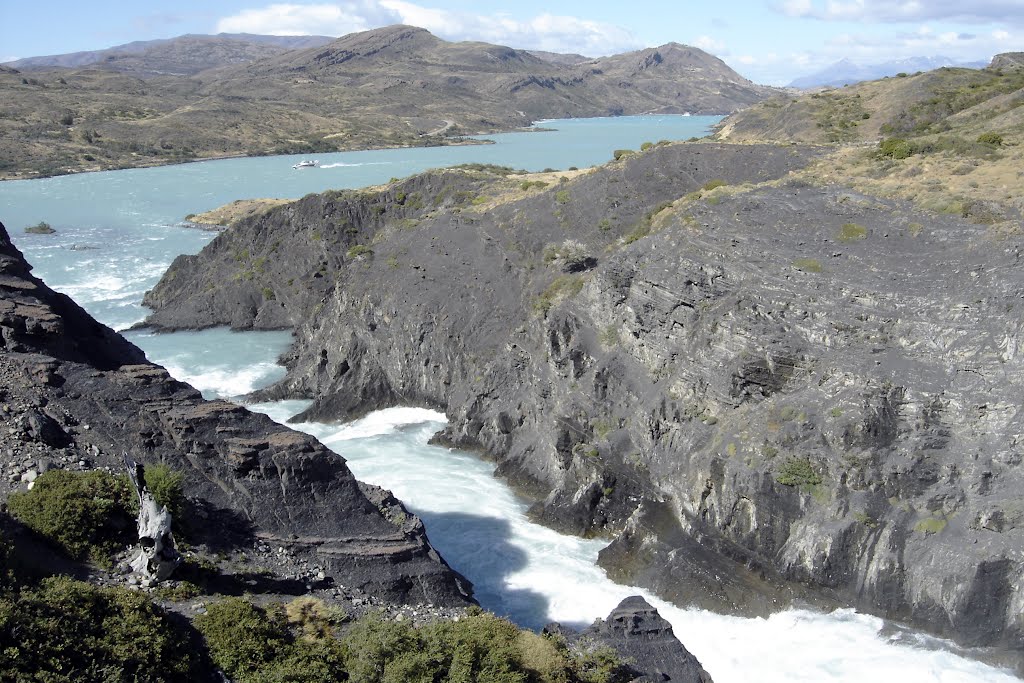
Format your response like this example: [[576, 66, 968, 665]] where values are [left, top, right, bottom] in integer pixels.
[[215, 2, 641, 55], [781, 0, 814, 16], [774, 0, 1024, 24], [693, 35, 726, 53], [773, 23, 1019, 80], [216, 2, 399, 36]]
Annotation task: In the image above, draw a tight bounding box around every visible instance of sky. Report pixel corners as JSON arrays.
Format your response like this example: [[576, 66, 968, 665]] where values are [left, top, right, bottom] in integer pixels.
[[0, 0, 1021, 84]]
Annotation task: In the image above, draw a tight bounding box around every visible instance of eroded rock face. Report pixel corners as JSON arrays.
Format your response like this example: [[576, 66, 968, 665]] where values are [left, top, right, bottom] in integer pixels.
[[0, 221, 471, 606], [575, 595, 713, 683], [143, 142, 1024, 658]]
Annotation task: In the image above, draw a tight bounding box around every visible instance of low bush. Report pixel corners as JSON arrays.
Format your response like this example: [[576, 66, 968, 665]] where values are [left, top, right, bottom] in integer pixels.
[[194, 597, 308, 681], [146, 463, 186, 524], [977, 131, 1003, 146], [520, 180, 549, 191], [346, 244, 373, 258], [791, 258, 823, 273], [194, 596, 635, 683], [838, 223, 868, 242], [6, 469, 136, 563], [878, 138, 913, 160], [776, 457, 823, 487], [0, 576, 200, 681]]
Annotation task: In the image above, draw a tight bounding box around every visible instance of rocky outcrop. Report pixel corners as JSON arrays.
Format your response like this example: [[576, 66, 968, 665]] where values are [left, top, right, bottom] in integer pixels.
[[143, 141, 1024, 664], [556, 595, 713, 683], [0, 220, 471, 606], [990, 52, 1024, 71]]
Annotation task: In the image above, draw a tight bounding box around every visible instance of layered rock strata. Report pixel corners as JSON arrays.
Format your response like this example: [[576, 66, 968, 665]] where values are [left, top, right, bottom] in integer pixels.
[[0, 221, 471, 606], [143, 141, 1024, 662]]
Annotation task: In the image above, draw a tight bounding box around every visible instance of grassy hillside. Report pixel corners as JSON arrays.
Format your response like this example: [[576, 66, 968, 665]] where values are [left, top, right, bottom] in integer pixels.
[[0, 25, 775, 179], [716, 59, 1024, 224]]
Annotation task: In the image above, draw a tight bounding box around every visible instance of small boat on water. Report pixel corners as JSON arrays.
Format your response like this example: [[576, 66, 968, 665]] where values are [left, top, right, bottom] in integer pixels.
[[292, 159, 319, 169]]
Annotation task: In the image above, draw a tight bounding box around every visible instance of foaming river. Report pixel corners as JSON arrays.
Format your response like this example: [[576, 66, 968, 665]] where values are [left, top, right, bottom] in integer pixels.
[[1, 117, 1018, 681]]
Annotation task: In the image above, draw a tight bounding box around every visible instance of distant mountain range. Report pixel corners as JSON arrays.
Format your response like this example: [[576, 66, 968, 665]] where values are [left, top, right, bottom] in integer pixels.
[[789, 56, 989, 89], [0, 25, 779, 178], [5, 34, 336, 77]]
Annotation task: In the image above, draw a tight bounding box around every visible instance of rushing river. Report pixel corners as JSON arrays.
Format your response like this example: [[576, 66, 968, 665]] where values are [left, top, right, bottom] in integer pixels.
[[1, 117, 1018, 682]]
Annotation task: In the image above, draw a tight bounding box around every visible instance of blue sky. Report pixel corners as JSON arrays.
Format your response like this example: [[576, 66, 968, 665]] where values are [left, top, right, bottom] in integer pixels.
[[1, 1, 1021, 84]]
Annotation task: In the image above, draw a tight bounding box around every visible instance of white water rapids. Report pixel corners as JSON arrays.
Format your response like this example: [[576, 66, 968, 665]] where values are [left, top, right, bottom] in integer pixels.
[[5, 115, 1018, 681], [110, 333, 1023, 680]]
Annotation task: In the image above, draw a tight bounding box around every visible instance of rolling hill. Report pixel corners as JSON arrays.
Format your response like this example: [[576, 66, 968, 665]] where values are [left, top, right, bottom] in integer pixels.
[[0, 25, 777, 179]]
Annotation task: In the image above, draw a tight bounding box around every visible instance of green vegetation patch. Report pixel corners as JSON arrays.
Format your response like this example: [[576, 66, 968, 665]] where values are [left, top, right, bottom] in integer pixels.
[[347, 244, 373, 259], [520, 180, 549, 191], [0, 576, 201, 681], [791, 258, 823, 273], [195, 599, 632, 683], [977, 132, 1003, 146], [838, 222, 868, 242], [451, 163, 526, 177], [878, 137, 913, 160], [882, 68, 1024, 138], [775, 457, 823, 487], [914, 517, 948, 535], [7, 469, 136, 564], [534, 275, 585, 314]]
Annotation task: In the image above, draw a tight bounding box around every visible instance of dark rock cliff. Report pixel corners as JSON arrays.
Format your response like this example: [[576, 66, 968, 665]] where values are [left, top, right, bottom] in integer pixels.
[[560, 595, 713, 683], [143, 141, 1024, 662], [0, 220, 471, 606]]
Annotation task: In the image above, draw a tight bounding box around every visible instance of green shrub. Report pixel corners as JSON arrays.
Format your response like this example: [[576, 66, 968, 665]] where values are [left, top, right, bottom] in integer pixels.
[[534, 275, 585, 314], [520, 180, 549, 191], [347, 244, 373, 258], [776, 458, 822, 487], [6, 469, 136, 563], [340, 612, 424, 683], [977, 132, 1003, 146], [878, 138, 913, 159], [838, 223, 868, 242], [571, 640, 635, 683], [0, 576, 200, 681], [145, 463, 186, 523], [195, 598, 632, 683], [623, 223, 651, 245], [791, 258, 823, 273], [640, 141, 654, 151], [195, 597, 296, 679], [914, 517, 948, 534], [612, 149, 633, 161]]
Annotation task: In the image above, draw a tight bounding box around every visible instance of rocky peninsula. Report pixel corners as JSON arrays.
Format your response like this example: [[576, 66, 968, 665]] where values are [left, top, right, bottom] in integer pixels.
[[143, 131, 1024, 670]]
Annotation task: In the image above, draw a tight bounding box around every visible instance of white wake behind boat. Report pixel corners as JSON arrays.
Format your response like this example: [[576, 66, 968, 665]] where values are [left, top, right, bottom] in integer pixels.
[[292, 159, 319, 169]]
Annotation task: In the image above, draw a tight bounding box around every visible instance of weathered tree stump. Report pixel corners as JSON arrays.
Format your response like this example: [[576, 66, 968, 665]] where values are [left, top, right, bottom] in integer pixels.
[[124, 455, 181, 581]]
